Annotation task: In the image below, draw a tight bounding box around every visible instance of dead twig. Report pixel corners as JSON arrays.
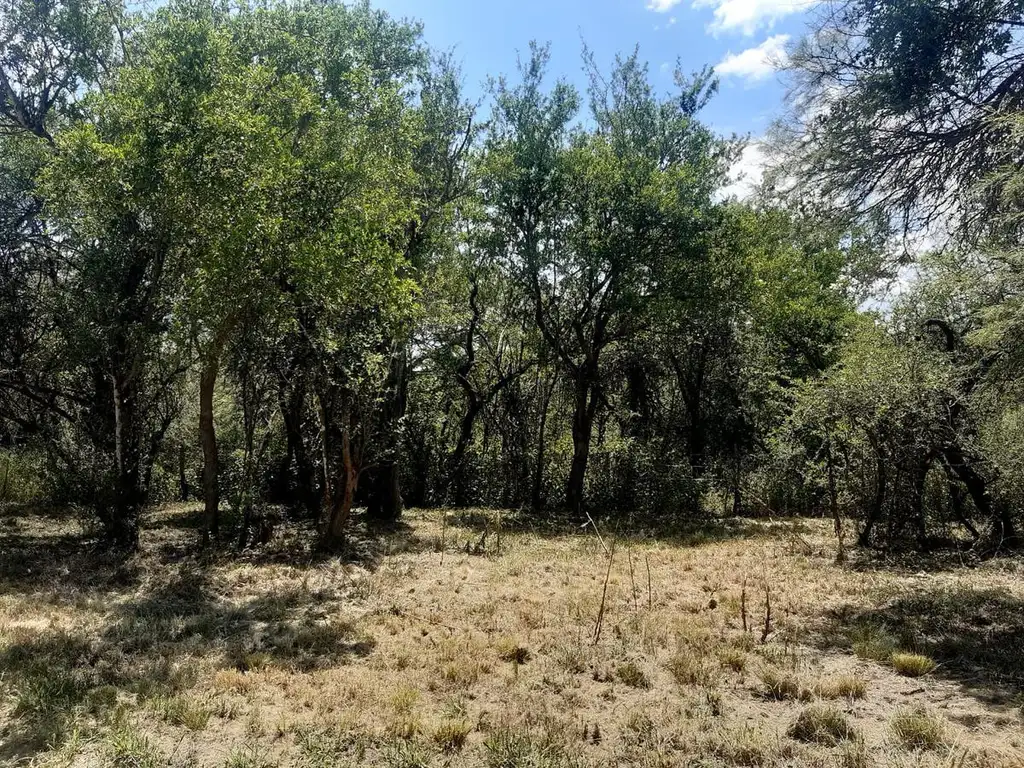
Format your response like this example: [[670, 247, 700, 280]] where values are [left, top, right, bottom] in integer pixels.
[[645, 554, 653, 610], [593, 539, 616, 645], [741, 578, 748, 634], [627, 546, 638, 613], [760, 584, 772, 644], [584, 510, 609, 555]]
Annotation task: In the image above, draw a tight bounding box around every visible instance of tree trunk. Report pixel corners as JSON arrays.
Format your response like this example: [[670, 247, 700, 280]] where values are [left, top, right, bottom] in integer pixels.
[[941, 443, 1018, 547], [198, 319, 236, 548], [449, 398, 481, 507], [279, 383, 317, 516], [109, 370, 142, 549], [178, 441, 189, 502], [199, 354, 220, 547], [566, 376, 596, 515], [910, 454, 932, 549], [365, 349, 408, 524], [323, 420, 358, 546], [859, 451, 887, 547], [532, 379, 554, 513]]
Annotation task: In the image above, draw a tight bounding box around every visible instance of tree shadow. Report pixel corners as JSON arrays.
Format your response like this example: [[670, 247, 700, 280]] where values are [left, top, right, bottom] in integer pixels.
[[820, 584, 1024, 705], [0, 527, 139, 596], [436, 506, 790, 549], [0, 510, 378, 764]]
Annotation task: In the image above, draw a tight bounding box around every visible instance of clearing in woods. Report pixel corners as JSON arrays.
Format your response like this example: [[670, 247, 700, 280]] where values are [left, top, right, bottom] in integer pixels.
[[1, 505, 1023, 767]]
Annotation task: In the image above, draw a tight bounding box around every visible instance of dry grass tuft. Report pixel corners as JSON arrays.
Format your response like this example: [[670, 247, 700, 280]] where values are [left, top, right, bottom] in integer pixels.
[[787, 704, 858, 745], [718, 646, 748, 672], [889, 706, 947, 750], [666, 649, 714, 687], [615, 660, 651, 688], [432, 718, 472, 753], [494, 636, 531, 665], [890, 652, 937, 677], [759, 667, 810, 701], [850, 624, 898, 662], [814, 674, 868, 700]]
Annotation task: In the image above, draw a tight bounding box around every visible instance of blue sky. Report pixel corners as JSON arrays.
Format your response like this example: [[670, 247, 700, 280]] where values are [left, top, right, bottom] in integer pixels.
[[374, 0, 816, 142]]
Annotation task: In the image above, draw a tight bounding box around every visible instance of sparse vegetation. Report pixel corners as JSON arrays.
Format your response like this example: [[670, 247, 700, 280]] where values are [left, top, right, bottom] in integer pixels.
[[0, 509, 1014, 767], [788, 704, 858, 745], [615, 660, 651, 688], [889, 707, 948, 750], [759, 667, 810, 702], [814, 674, 868, 700], [1, 0, 1023, 764], [890, 652, 937, 678]]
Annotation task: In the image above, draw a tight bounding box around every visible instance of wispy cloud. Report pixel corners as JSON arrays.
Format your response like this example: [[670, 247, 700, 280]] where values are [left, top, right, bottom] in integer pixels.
[[647, 0, 684, 12], [715, 34, 789, 83], [718, 142, 766, 200], [693, 0, 815, 35]]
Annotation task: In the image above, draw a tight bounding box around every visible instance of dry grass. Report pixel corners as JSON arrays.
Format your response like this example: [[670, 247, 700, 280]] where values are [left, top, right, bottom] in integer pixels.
[[0, 504, 1022, 768], [890, 652, 937, 677], [788, 704, 858, 745], [889, 706, 947, 750]]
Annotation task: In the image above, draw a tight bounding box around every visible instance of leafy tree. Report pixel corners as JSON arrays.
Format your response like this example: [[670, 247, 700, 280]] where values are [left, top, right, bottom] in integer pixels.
[[778, 0, 1024, 238]]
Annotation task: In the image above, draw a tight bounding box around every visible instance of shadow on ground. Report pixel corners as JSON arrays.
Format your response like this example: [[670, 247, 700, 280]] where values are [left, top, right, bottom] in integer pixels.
[[439, 507, 785, 549], [0, 505, 383, 764], [821, 584, 1024, 705]]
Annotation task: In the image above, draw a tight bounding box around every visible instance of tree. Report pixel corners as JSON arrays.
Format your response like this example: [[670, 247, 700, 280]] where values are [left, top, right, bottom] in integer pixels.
[[483, 45, 729, 514], [778, 0, 1024, 239]]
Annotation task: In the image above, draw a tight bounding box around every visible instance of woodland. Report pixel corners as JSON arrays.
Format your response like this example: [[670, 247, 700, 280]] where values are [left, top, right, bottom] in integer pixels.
[[3, 0, 1024, 557]]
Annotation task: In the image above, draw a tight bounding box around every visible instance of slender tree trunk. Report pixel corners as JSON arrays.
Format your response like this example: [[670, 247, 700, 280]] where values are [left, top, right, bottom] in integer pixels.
[[859, 452, 887, 547], [911, 454, 932, 549], [109, 369, 142, 549], [324, 417, 358, 545], [178, 441, 189, 502], [199, 355, 220, 547], [942, 444, 1017, 547], [365, 349, 408, 524], [449, 398, 482, 507], [566, 376, 596, 515], [279, 384, 317, 516], [532, 379, 554, 513], [198, 319, 236, 548], [942, 462, 980, 540]]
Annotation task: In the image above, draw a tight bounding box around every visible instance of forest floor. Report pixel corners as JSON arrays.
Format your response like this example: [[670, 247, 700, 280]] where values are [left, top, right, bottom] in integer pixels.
[[1, 505, 1024, 768]]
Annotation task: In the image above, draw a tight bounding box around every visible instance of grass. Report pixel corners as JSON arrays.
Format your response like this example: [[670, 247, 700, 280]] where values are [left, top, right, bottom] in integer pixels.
[[666, 649, 715, 686], [890, 652, 937, 677], [814, 674, 868, 700], [151, 693, 212, 730], [787, 704, 858, 745], [0, 505, 1020, 768], [433, 718, 472, 753], [759, 667, 810, 701], [615, 660, 651, 688], [889, 707, 947, 750]]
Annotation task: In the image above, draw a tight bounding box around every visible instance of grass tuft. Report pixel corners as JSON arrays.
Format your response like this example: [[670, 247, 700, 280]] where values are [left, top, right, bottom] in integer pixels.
[[615, 660, 650, 689], [432, 718, 472, 753], [787, 704, 858, 745], [813, 674, 867, 700], [718, 647, 747, 673], [666, 650, 714, 686], [759, 667, 810, 701], [890, 652, 936, 677], [889, 706, 947, 750]]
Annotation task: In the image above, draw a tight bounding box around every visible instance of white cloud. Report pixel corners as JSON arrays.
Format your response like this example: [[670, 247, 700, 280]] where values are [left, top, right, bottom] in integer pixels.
[[718, 142, 766, 200], [693, 0, 814, 35], [647, 0, 683, 11], [715, 34, 789, 83]]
